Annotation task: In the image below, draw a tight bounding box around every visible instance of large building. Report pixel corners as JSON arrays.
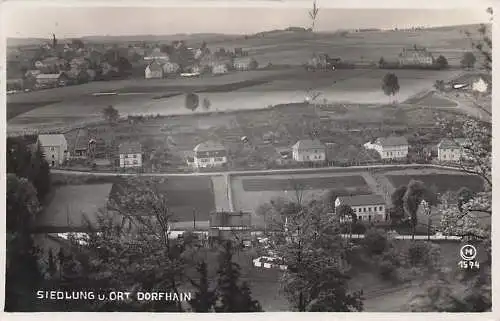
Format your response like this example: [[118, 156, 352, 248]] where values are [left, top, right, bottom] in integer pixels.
[[37, 134, 69, 167], [119, 142, 143, 168], [35, 72, 69, 89], [292, 139, 326, 162], [398, 46, 434, 66], [193, 141, 228, 169], [364, 136, 409, 160], [209, 211, 252, 242], [335, 194, 386, 223], [437, 138, 467, 162]]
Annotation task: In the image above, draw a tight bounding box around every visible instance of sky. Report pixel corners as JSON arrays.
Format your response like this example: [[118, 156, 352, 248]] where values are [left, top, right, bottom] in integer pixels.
[[4, 7, 491, 38]]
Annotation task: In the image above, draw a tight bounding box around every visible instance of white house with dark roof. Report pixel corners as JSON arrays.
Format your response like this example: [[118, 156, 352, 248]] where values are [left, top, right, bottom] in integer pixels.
[[37, 134, 69, 167], [119, 142, 142, 168], [437, 138, 467, 162], [292, 139, 326, 162], [145, 61, 163, 79], [193, 141, 228, 169], [364, 136, 409, 160], [335, 194, 386, 223]]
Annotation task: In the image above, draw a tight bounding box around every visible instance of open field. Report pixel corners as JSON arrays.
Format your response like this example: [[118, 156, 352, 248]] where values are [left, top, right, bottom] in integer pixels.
[[7, 68, 463, 132], [36, 176, 216, 232], [241, 175, 367, 192], [231, 172, 371, 226], [386, 173, 485, 192], [35, 183, 113, 231], [410, 91, 458, 108]]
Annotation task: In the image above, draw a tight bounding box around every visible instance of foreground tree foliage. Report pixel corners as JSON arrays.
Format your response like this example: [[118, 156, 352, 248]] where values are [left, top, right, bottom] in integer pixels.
[[412, 11, 492, 311], [214, 241, 262, 312], [265, 198, 363, 311]]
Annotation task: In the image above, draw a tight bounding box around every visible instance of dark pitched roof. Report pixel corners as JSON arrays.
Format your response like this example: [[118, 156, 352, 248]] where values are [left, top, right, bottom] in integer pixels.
[[336, 194, 385, 207], [293, 139, 325, 150], [118, 142, 142, 154], [375, 136, 408, 147], [437, 138, 466, 149]]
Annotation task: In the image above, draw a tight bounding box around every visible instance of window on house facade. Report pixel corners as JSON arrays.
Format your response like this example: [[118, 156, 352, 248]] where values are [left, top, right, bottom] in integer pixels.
[[50, 147, 55, 151], [363, 208, 366, 212], [133, 160, 138, 165], [379, 206, 383, 211], [368, 215, 372, 221]]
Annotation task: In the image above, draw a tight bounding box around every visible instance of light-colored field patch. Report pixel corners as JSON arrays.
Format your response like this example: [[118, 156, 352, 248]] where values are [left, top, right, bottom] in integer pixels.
[[36, 184, 113, 230]]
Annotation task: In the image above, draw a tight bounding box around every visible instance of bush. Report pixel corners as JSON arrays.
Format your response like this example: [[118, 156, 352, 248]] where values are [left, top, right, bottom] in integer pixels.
[[363, 228, 388, 255], [379, 259, 397, 281], [407, 242, 434, 266]]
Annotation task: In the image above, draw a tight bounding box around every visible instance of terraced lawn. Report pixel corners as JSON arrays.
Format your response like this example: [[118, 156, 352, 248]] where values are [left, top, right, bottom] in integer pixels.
[[386, 173, 485, 192]]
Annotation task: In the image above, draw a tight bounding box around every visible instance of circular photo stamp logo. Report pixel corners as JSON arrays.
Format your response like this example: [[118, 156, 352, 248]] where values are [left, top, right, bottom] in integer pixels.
[[460, 244, 477, 261]]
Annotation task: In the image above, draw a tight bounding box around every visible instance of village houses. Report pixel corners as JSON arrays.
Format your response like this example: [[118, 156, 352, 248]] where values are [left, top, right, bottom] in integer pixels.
[[35, 72, 69, 89], [212, 63, 229, 75], [37, 134, 69, 167], [119, 142, 143, 168], [145, 60, 164, 79], [292, 139, 326, 162], [192, 141, 228, 169], [335, 194, 386, 223], [398, 46, 434, 66], [364, 136, 409, 160], [437, 138, 467, 162], [162, 61, 181, 75]]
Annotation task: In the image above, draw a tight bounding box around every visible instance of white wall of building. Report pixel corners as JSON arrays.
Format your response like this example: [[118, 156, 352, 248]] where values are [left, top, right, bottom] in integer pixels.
[[292, 148, 326, 162], [120, 153, 142, 168], [194, 156, 227, 168]]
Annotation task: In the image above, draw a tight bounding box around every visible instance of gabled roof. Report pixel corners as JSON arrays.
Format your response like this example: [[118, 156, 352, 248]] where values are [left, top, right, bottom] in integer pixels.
[[292, 139, 325, 150], [119, 142, 142, 154], [146, 61, 163, 72], [437, 138, 467, 149], [375, 136, 408, 147], [336, 194, 385, 207], [38, 134, 67, 146], [194, 140, 226, 152]]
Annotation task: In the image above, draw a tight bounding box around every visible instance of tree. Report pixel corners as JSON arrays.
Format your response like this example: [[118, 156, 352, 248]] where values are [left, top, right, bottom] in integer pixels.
[[185, 92, 200, 112], [434, 80, 445, 92], [71, 39, 85, 49], [6, 174, 40, 233], [460, 52, 476, 69], [389, 185, 407, 225], [249, 58, 259, 70], [215, 241, 262, 312], [102, 105, 120, 124], [381, 73, 400, 99], [336, 204, 356, 238], [457, 187, 475, 213], [403, 180, 427, 240], [268, 199, 363, 311], [308, 0, 320, 31], [202, 97, 211, 111], [5, 174, 46, 312], [64, 177, 188, 312], [189, 261, 217, 312], [363, 228, 388, 256], [435, 55, 449, 69], [414, 11, 492, 311], [378, 57, 386, 68]]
